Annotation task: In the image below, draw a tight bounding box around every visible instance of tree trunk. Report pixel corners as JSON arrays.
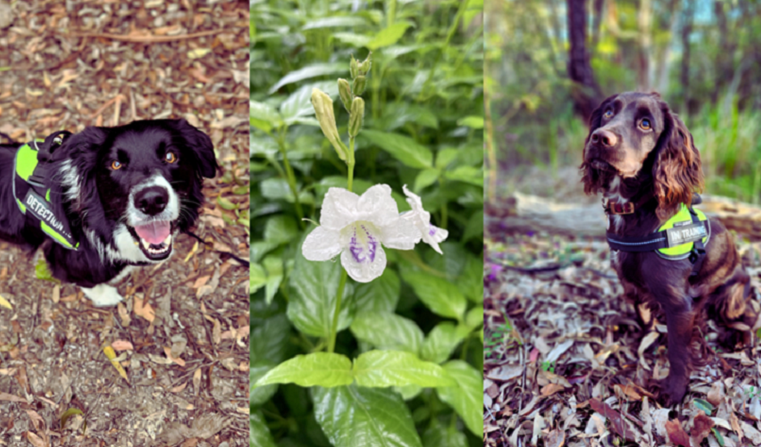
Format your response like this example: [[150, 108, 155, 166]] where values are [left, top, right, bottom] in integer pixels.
[[680, 0, 695, 113], [567, 0, 603, 123]]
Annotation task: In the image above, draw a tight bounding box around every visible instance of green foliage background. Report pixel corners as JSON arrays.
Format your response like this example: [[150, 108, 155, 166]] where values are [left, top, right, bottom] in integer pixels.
[[487, 0, 761, 202], [250, 1, 484, 445]]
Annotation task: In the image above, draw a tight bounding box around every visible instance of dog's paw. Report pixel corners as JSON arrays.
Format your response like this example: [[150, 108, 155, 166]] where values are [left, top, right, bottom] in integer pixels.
[[656, 375, 688, 407], [81, 284, 124, 307]]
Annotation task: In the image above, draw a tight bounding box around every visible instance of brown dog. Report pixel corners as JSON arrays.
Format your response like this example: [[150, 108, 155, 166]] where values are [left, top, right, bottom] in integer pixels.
[[580, 91, 759, 405]]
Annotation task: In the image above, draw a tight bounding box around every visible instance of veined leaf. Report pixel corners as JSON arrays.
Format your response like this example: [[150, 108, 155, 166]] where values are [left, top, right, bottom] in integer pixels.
[[250, 410, 277, 447], [287, 230, 354, 337], [312, 385, 423, 447], [353, 350, 455, 387], [269, 63, 346, 94], [360, 129, 433, 168], [250, 100, 283, 132], [436, 361, 482, 436], [255, 352, 353, 387], [421, 323, 468, 364], [401, 270, 466, 321], [353, 268, 400, 313], [303, 16, 367, 30], [350, 311, 423, 354], [367, 22, 412, 50]]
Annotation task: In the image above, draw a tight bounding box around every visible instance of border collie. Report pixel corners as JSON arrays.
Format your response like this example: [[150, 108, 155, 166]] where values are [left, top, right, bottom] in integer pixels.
[[0, 119, 217, 306]]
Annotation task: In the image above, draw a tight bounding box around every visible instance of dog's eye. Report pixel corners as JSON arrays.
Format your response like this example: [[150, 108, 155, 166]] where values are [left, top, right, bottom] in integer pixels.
[[165, 152, 177, 164], [603, 110, 613, 118], [111, 161, 122, 170], [640, 118, 652, 130]]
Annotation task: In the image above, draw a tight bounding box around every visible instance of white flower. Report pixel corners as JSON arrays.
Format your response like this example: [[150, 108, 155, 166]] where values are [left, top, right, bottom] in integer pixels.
[[402, 185, 448, 254], [302, 184, 421, 283]]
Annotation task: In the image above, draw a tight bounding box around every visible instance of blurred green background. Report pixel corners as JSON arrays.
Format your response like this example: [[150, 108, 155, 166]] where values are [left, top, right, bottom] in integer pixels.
[[486, 0, 761, 203]]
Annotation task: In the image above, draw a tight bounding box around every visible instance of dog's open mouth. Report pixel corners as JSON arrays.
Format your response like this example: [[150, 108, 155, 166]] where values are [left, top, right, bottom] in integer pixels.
[[127, 220, 175, 260]]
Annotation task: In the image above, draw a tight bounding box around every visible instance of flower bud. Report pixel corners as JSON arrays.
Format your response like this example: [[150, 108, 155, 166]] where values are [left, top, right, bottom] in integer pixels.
[[337, 78, 352, 112], [311, 88, 348, 160], [352, 76, 366, 96], [358, 52, 372, 76], [350, 55, 359, 79], [348, 97, 365, 137]]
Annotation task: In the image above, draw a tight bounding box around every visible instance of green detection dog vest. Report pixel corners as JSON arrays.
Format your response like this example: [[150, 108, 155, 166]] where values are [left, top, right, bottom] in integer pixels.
[[655, 203, 709, 260], [13, 133, 78, 250], [605, 198, 709, 276]]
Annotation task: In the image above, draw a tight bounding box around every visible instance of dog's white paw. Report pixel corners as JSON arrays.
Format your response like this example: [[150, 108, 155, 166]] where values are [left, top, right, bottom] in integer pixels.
[[81, 284, 124, 307]]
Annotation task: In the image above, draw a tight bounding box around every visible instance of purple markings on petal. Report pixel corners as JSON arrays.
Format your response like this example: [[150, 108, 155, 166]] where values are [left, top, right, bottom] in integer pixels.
[[348, 225, 378, 264], [361, 225, 377, 262], [428, 224, 436, 236]]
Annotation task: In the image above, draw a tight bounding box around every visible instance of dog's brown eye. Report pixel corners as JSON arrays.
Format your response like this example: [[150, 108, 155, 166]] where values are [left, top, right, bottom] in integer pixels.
[[640, 118, 652, 130], [165, 152, 177, 164], [603, 110, 613, 118], [111, 160, 122, 170]]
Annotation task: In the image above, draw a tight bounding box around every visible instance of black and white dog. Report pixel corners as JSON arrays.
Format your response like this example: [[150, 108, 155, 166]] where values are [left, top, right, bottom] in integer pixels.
[[0, 119, 217, 306]]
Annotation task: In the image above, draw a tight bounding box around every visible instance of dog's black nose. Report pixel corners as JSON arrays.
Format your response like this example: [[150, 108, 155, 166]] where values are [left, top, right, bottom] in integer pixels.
[[135, 186, 169, 216]]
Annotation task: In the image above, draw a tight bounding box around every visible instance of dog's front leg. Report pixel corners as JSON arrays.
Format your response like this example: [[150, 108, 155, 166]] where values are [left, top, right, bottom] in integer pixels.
[[656, 287, 696, 406], [81, 284, 124, 307]]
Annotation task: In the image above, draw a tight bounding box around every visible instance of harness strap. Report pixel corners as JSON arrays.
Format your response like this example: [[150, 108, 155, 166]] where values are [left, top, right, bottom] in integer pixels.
[[605, 201, 709, 273], [687, 207, 706, 277]]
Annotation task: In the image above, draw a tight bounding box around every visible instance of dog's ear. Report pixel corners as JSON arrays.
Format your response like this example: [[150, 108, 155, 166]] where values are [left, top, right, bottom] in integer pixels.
[[173, 119, 218, 179], [580, 95, 613, 195], [652, 106, 704, 220]]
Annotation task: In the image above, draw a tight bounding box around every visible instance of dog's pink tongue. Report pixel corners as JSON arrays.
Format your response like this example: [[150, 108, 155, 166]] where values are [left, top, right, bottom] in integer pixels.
[[134, 221, 171, 245]]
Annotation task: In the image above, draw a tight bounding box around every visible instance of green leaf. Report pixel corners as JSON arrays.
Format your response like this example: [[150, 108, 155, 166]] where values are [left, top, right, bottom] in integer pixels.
[[436, 361, 482, 436], [261, 178, 314, 204], [367, 22, 412, 50], [421, 323, 468, 364], [354, 268, 400, 313], [394, 384, 422, 400], [436, 148, 459, 169], [414, 168, 440, 192], [263, 255, 283, 305], [465, 306, 484, 332], [250, 100, 283, 132], [444, 166, 483, 187], [251, 313, 291, 365], [694, 398, 715, 414], [401, 270, 466, 321], [250, 262, 267, 294], [250, 410, 277, 447], [250, 240, 280, 263], [350, 311, 424, 355], [333, 32, 373, 47], [712, 427, 725, 447], [287, 230, 354, 337], [35, 258, 59, 283], [302, 16, 367, 30], [360, 129, 433, 169], [422, 419, 468, 447], [280, 81, 336, 123], [264, 215, 299, 244], [457, 115, 484, 129], [312, 385, 422, 447], [457, 255, 484, 303], [462, 209, 484, 242], [269, 63, 346, 94], [250, 363, 278, 407], [353, 350, 455, 387], [256, 353, 353, 387]]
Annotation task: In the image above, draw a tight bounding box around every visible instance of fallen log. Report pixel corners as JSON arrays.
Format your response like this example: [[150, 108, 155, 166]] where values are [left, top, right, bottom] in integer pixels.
[[488, 192, 761, 240]]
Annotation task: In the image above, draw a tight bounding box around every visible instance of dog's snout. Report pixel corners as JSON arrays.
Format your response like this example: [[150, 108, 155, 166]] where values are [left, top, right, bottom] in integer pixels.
[[591, 129, 618, 148], [135, 186, 169, 216]]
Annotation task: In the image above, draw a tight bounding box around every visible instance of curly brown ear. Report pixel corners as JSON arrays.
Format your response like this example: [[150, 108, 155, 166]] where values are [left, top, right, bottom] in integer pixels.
[[652, 108, 704, 220]]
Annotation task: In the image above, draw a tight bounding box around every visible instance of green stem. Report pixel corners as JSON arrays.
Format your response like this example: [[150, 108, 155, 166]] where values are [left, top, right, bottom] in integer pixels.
[[277, 130, 305, 228], [347, 138, 355, 192], [328, 269, 348, 353], [417, 0, 467, 102]]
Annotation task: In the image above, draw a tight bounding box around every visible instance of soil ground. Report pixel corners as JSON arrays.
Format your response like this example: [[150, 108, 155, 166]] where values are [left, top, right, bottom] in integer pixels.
[[0, 1, 250, 446]]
